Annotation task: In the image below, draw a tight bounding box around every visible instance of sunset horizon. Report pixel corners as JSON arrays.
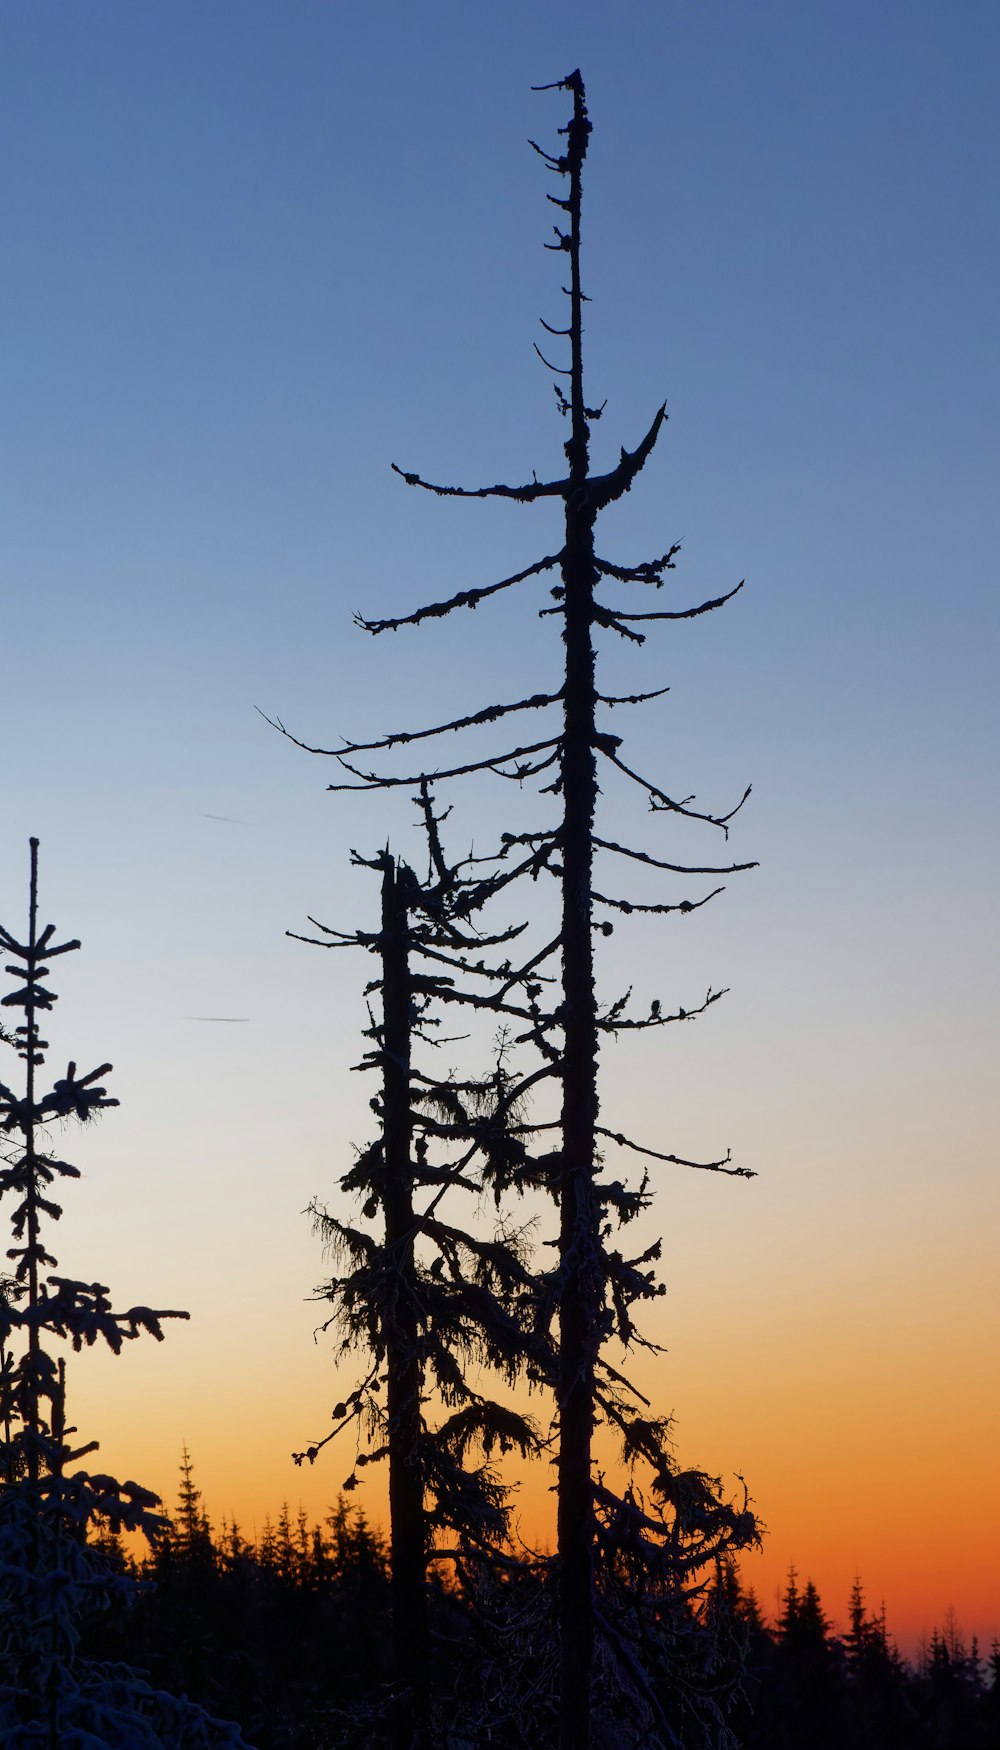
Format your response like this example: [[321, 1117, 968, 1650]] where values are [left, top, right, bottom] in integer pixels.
[[4, 4, 997, 1745]]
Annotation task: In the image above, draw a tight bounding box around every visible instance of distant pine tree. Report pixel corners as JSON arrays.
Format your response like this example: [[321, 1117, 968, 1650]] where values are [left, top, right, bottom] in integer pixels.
[[174, 1441, 215, 1563], [778, 1565, 802, 1642]]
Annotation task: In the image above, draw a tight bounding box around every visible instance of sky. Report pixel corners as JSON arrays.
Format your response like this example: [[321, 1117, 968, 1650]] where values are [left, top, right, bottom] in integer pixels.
[[3, 0, 998, 1655]]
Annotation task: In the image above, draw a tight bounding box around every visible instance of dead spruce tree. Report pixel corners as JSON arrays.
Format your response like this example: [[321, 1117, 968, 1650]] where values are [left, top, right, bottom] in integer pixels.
[[0, 838, 247, 1749], [291, 788, 556, 1747], [283, 73, 760, 1750]]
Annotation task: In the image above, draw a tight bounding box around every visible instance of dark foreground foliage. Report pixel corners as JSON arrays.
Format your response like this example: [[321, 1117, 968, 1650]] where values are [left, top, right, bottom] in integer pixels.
[[81, 1475, 1000, 1750]]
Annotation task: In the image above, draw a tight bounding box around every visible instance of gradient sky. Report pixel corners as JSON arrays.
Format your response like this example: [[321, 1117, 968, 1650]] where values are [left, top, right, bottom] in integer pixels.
[[3, 1, 998, 1654]]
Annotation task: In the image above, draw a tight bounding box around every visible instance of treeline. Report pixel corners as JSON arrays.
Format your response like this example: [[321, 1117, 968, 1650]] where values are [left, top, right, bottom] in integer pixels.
[[84, 1458, 1000, 1750], [86, 1452, 750, 1748], [86, 1462, 392, 1748], [727, 1567, 1000, 1750]]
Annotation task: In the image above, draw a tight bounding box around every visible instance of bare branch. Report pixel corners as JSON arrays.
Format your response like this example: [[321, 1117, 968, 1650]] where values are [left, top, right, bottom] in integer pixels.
[[589, 604, 647, 643], [410, 936, 558, 999], [596, 685, 671, 707], [391, 462, 569, 503], [425, 982, 540, 1025], [527, 137, 568, 171], [591, 887, 724, 917], [530, 71, 584, 94], [596, 579, 745, 621], [423, 912, 531, 952], [286, 929, 363, 950], [325, 737, 562, 792], [354, 551, 562, 635], [420, 844, 558, 930], [650, 785, 752, 829], [413, 778, 451, 887], [595, 1126, 755, 1179], [498, 827, 560, 850], [598, 745, 751, 834], [533, 342, 572, 376], [258, 690, 562, 762], [292, 1365, 382, 1466], [593, 836, 758, 877], [494, 936, 561, 1001], [492, 747, 560, 782], [408, 940, 541, 987], [595, 543, 682, 583], [596, 987, 726, 1031], [587, 404, 667, 512]]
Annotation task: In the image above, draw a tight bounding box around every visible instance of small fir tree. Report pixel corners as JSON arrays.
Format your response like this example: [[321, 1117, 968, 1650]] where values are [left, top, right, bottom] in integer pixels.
[[0, 839, 247, 1748]]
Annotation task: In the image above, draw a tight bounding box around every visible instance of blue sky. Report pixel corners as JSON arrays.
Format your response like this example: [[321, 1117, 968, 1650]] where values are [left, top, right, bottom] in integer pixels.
[[3, 1, 999, 1640]]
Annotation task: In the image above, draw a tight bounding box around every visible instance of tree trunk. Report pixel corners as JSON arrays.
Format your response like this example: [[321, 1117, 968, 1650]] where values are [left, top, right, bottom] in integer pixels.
[[24, 838, 42, 1484], [556, 73, 599, 1750], [381, 857, 431, 1748]]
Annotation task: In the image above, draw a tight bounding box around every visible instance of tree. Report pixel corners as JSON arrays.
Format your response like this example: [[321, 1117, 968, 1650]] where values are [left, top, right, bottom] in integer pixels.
[[845, 1576, 868, 1672], [0, 838, 247, 1748], [174, 1442, 215, 1565], [283, 72, 758, 1749], [777, 1565, 801, 1643], [291, 809, 552, 1746]]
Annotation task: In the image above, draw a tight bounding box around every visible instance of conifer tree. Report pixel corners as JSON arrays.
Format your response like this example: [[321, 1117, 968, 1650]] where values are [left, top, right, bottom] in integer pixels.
[[174, 1443, 215, 1565], [0, 839, 247, 1748], [846, 1576, 867, 1669], [778, 1566, 801, 1642], [291, 800, 553, 1745], [284, 73, 760, 1748]]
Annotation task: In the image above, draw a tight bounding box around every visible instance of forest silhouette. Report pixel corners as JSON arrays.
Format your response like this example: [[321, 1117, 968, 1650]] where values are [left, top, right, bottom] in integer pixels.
[[89, 1468, 1000, 1750], [2, 69, 996, 1750]]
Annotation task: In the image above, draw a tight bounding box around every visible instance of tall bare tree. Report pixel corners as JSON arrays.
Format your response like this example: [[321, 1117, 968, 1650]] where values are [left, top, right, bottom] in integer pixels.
[[284, 71, 759, 1749]]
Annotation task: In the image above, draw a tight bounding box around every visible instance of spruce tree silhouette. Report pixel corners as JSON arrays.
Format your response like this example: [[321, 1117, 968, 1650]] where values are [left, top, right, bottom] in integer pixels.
[[291, 797, 554, 1747], [175, 1441, 214, 1564]]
